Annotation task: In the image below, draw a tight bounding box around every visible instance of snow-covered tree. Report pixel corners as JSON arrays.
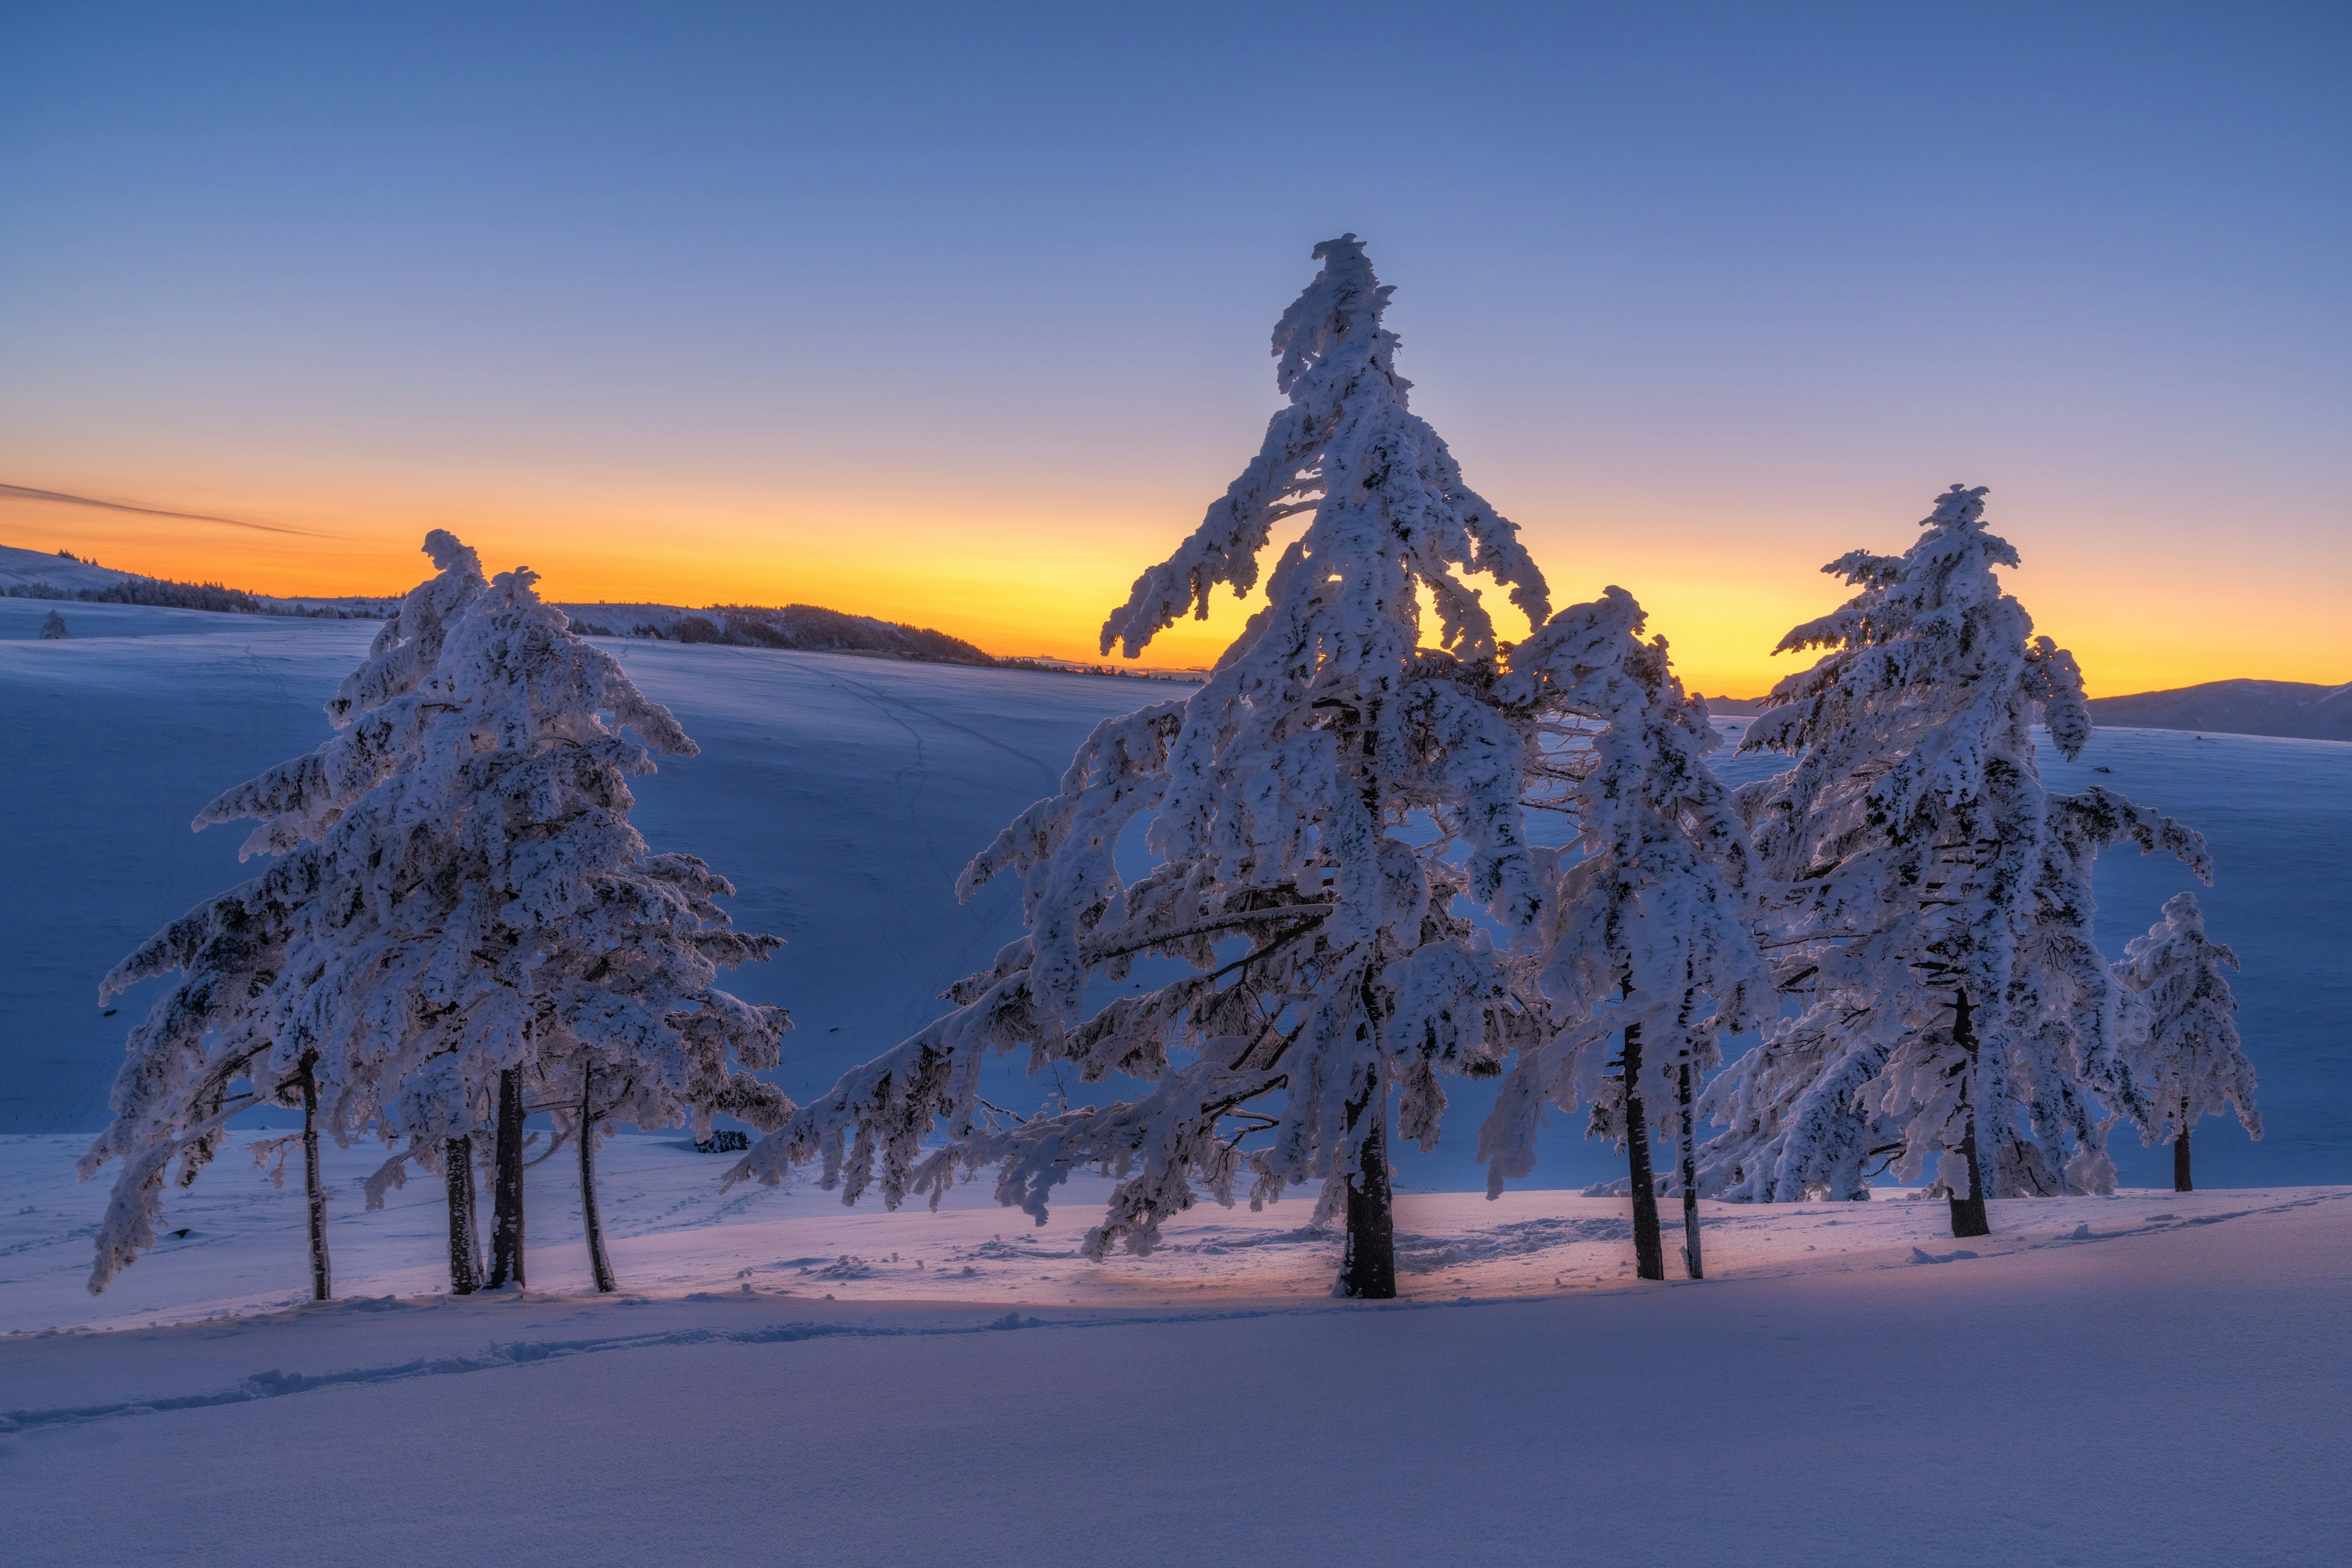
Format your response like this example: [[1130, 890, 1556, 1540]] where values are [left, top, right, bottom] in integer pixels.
[[82, 533, 791, 1295], [81, 535, 488, 1296], [1477, 587, 1770, 1280], [2115, 891, 2258, 1192], [39, 608, 69, 639], [1697, 484, 2205, 1237], [733, 233, 1551, 1297]]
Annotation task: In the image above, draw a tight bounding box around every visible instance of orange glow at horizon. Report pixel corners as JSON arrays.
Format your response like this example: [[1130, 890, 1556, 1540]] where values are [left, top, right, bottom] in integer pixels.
[[5, 484, 2345, 701]]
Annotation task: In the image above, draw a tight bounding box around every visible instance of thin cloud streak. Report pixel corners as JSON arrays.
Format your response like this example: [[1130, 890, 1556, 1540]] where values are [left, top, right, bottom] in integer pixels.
[[0, 483, 327, 537]]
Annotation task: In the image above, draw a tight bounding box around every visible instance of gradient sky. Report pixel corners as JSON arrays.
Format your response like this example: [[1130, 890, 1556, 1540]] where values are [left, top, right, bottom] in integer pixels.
[[3, 2, 2345, 695]]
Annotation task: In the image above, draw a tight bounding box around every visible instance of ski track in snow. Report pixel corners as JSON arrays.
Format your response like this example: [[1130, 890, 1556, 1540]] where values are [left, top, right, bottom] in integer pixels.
[[0, 1303, 1312, 1434]]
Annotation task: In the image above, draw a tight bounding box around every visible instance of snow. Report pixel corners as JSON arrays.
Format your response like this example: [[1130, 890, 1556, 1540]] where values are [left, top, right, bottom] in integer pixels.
[[1, 1131, 2345, 1564], [4, 584, 2348, 1564], [4, 596, 2348, 1197]]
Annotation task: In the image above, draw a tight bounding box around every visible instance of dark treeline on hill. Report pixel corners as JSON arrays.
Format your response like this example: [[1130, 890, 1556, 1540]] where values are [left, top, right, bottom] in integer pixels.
[[3, 573, 381, 619], [558, 601, 995, 666]]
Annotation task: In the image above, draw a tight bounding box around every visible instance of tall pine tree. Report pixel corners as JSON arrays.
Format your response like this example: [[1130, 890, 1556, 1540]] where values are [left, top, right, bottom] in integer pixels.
[[734, 235, 1551, 1296], [1698, 485, 2202, 1237]]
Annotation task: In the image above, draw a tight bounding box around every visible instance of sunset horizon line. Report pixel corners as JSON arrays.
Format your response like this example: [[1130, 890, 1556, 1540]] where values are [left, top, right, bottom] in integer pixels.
[[7, 485, 2342, 703]]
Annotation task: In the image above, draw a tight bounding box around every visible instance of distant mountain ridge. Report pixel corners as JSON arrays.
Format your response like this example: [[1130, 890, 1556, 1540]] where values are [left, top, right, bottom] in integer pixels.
[[2087, 679, 2352, 744]]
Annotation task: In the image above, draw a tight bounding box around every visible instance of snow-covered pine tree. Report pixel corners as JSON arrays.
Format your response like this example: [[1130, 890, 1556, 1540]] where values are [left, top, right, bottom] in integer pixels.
[[2114, 891, 2258, 1192], [1697, 484, 2204, 1238], [1477, 588, 1770, 1281], [39, 609, 69, 639], [733, 234, 1551, 1297], [83, 533, 792, 1296], [80, 534, 489, 1296]]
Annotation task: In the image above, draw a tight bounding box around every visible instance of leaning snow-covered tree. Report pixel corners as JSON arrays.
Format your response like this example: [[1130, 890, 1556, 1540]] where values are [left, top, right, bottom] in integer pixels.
[[82, 533, 791, 1297], [2114, 891, 2258, 1193], [1698, 484, 2205, 1238], [732, 233, 1550, 1297], [1477, 588, 1770, 1281]]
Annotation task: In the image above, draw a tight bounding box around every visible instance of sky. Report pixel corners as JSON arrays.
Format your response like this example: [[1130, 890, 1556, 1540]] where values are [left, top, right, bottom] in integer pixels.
[[2, 2, 2345, 696]]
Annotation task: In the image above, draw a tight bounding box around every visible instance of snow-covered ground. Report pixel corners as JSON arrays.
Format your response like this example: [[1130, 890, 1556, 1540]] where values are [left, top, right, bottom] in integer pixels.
[[2, 1133, 2345, 1564], [6, 598, 2349, 1563]]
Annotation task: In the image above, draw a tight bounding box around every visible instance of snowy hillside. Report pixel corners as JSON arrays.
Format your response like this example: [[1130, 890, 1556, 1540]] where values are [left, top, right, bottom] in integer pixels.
[[2089, 676, 2352, 743], [0, 542, 135, 594], [556, 600, 996, 666], [4, 593, 2347, 1197]]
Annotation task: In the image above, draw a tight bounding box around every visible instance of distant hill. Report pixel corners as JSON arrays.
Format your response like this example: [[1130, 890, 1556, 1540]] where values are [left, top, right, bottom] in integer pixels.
[[4, 546, 994, 666], [0, 544, 137, 595], [558, 601, 995, 666], [0, 543, 388, 619], [1693, 694, 1766, 715], [2088, 679, 2352, 743]]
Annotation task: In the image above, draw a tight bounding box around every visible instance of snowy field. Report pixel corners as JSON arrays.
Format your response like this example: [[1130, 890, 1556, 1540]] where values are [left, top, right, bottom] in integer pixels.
[[4, 599, 2350, 1564], [2, 1132, 2346, 1564]]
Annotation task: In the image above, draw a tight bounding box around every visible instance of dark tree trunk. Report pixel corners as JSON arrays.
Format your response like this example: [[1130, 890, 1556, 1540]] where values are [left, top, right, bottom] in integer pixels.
[[444, 1135, 482, 1294], [578, 1073, 617, 1293], [1336, 1068, 1396, 1300], [1947, 990, 1991, 1239], [487, 1068, 527, 1289], [1622, 1022, 1666, 1281], [1334, 706, 1396, 1303], [300, 1066, 331, 1302], [2174, 1122, 2193, 1193], [1676, 1052, 1703, 1281]]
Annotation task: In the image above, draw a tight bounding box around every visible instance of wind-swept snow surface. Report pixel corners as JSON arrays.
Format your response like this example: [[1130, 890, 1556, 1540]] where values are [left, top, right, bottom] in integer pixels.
[[0, 1134, 2343, 1566]]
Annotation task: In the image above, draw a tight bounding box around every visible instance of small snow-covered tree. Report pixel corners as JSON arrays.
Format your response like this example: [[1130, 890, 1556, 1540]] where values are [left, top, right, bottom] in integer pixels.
[[1698, 484, 2204, 1238], [733, 234, 1551, 1297], [2115, 891, 2258, 1192], [39, 609, 69, 639], [1478, 588, 1770, 1280], [83, 533, 791, 1295]]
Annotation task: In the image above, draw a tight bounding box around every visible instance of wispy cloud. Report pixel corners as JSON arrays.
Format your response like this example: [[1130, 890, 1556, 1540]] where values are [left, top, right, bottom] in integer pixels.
[[0, 483, 327, 537]]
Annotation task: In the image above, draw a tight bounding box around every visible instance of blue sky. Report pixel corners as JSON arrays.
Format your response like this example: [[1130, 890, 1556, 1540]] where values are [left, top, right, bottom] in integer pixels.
[[3, 1, 2345, 690]]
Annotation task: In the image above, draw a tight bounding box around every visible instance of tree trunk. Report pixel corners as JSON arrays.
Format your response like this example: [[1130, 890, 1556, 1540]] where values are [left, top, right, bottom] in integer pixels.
[[2174, 1122, 2193, 1194], [1336, 1068, 1396, 1300], [1676, 1052, 1703, 1281], [578, 1074, 617, 1293], [1622, 1022, 1665, 1281], [1947, 990, 1991, 1239], [300, 1066, 331, 1302], [487, 1067, 527, 1289], [444, 1135, 482, 1295]]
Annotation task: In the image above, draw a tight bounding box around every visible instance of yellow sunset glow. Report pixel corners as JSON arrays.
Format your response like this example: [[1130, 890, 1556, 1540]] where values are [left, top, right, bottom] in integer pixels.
[[9, 472, 2343, 703]]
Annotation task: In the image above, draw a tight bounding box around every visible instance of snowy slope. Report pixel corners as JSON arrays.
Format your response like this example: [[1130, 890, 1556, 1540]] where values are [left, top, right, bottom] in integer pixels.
[[4, 594, 2347, 1195], [0, 542, 134, 594], [0, 1127, 2343, 1566]]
